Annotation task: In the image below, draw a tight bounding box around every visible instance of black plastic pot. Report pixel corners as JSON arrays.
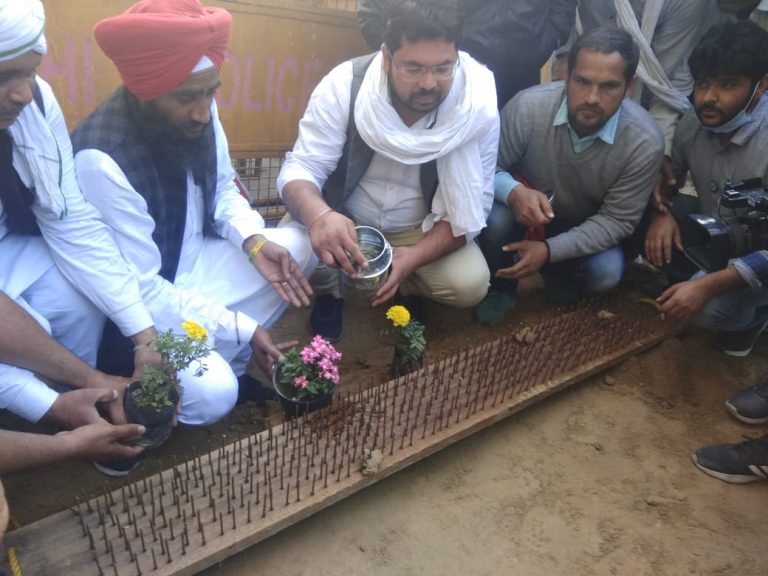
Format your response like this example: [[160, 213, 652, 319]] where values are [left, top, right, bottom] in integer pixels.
[[272, 364, 337, 419], [123, 381, 179, 449]]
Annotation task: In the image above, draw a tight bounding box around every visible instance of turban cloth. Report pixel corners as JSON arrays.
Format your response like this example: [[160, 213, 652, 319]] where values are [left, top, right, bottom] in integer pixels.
[[0, 0, 47, 62], [94, 0, 232, 101]]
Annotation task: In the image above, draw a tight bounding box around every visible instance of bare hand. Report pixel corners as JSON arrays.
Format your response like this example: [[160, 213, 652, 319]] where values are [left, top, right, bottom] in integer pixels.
[[371, 245, 421, 307], [645, 211, 682, 267], [495, 240, 549, 280], [87, 371, 132, 425], [248, 236, 313, 307], [309, 211, 367, 277], [650, 156, 676, 214], [0, 479, 8, 542], [44, 388, 123, 429], [56, 420, 145, 462], [657, 279, 709, 320], [508, 185, 554, 228], [250, 327, 297, 376]]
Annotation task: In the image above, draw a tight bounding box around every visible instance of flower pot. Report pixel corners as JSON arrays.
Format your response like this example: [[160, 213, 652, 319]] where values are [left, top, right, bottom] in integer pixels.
[[123, 381, 179, 449], [389, 353, 424, 379], [272, 363, 337, 419]]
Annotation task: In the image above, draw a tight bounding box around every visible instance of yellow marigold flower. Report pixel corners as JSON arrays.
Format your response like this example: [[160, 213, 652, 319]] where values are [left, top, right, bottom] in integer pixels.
[[182, 321, 208, 342], [386, 305, 410, 328]]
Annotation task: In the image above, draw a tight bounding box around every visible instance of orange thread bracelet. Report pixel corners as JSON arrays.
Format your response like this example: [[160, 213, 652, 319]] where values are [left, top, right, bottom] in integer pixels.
[[308, 208, 333, 234]]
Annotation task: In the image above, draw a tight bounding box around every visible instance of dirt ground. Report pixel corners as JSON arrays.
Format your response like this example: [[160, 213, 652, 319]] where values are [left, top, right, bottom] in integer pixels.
[[4, 265, 768, 575]]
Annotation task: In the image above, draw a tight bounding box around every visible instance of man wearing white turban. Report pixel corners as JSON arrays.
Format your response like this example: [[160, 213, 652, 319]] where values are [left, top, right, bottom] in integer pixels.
[[0, 0, 153, 424]]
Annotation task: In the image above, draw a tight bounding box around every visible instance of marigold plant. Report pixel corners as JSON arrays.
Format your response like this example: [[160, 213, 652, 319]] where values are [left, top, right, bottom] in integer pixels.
[[386, 305, 426, 377], [133, 321, 212, 411]]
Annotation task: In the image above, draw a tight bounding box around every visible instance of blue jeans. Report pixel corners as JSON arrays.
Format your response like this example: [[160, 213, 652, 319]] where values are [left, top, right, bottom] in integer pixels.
[[691, 270, 768, 332], [478, 200, 625, 304]]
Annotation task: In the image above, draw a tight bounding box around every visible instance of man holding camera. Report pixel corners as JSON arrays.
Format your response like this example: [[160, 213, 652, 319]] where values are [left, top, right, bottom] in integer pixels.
[[643, 21, 768, 483], [650, 21, 768, 353]]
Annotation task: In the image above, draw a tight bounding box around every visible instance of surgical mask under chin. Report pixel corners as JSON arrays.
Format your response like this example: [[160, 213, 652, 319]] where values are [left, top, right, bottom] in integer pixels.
[[701, 83, 760, 134]]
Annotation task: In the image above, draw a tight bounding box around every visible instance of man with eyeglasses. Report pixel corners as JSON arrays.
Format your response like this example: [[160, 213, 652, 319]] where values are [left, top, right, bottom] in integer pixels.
[[358, 0, 575, 110], [278, 0, 499, 341], [476, 28, 664, 323]]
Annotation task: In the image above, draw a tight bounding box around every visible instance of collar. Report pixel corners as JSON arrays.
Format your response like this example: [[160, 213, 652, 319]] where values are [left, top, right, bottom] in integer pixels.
[[554, 96, 621, 154]]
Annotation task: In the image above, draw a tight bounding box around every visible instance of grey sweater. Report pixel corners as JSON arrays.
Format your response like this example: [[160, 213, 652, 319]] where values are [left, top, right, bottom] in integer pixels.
[[498, 82, 664, 262]]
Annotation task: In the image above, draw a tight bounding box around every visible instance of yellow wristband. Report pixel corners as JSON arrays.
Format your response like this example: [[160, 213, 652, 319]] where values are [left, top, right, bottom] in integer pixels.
[[248, 238, 267, 262]]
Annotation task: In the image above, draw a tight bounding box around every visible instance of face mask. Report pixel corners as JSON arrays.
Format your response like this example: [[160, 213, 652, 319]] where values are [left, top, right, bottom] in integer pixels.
[[701, 82, 760, 134]]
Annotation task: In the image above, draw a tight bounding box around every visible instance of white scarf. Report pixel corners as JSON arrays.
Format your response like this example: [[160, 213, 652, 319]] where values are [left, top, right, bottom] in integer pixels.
[[354, 51, 498, 238], [612, 0, 691, 113], [0, 0, 47, 62], [0, 1, 64, 218], [8, 81, 66, 219]]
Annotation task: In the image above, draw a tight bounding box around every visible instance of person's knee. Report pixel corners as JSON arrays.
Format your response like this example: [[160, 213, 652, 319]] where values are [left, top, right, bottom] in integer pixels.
[[445, 267, 491, 308], [482, 201, 521, 249], [177, 352, 238, 426], [273, 225, 318, 276], [581, 248, 624, 294]]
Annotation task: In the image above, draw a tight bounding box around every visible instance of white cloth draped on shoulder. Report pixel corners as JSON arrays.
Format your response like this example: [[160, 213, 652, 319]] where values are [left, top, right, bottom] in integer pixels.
[[8, 87, 68, 220], [354, 51, 498, 238]]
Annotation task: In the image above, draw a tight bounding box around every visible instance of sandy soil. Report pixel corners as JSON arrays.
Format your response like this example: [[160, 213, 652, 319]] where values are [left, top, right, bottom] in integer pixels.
[[4, 266, 768, 575]]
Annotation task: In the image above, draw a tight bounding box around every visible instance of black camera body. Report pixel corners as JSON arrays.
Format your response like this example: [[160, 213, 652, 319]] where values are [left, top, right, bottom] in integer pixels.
[[682, 178, 768, 271]]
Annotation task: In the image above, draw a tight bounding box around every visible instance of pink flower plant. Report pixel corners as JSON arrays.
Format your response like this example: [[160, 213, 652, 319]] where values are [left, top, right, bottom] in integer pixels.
[[278, 335, 342, 400]]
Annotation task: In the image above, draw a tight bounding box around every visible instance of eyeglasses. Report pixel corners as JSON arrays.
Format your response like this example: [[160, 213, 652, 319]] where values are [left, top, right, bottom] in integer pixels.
[[389, 56, 459, 82]]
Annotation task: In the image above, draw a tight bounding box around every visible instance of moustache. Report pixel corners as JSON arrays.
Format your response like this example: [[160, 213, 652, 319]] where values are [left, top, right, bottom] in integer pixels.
[[697, 104, 723, 115]]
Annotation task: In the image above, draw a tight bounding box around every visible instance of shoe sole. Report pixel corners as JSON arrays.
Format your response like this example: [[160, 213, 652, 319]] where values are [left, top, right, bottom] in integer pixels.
[[725, 401, 768, 425], [692, 455, 762, 484], [718, 318, 768, 357]]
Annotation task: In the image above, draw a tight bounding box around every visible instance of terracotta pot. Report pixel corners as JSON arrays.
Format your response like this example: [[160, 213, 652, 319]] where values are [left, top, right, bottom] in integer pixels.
[[272, 364, 337, 419], [123, 381, 179, 449]]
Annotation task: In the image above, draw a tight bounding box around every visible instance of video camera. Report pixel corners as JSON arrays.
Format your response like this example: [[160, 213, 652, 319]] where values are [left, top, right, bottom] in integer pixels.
[[682, 178, 768, 271]]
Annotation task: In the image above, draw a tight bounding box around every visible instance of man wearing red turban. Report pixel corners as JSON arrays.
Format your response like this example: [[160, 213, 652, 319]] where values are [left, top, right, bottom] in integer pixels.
[[72, 0, 317, 451]]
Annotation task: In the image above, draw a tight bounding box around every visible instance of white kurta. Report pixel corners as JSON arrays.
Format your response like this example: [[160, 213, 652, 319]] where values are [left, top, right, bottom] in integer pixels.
[[74, 100, 316, 378], [0, 78, 139, 421]]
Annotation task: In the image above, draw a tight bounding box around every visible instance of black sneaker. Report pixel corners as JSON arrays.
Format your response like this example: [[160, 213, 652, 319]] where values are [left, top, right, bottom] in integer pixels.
[[726, 380, 768, 424], [693, 434, 768, 483], [712, 315, 768, 357], [309, 295, 343, 342], [93, 453, 146, 478]]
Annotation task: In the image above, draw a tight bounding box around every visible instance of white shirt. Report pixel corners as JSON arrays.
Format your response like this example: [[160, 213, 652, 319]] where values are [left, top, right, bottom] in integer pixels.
[[277, 60, 497, 239], [0, 78, 153, 337], [75, 100, 261, 344]]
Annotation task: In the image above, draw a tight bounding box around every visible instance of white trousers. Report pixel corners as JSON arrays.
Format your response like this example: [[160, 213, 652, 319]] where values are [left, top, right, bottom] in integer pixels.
[[147, 225, 316, 426]]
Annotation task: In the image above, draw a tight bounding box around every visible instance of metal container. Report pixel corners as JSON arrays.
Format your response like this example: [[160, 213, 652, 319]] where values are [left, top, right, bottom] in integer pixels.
[[341, 226, 393, 303]]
